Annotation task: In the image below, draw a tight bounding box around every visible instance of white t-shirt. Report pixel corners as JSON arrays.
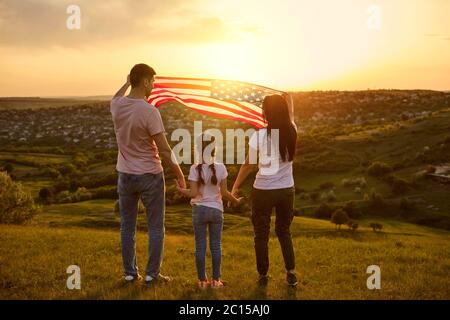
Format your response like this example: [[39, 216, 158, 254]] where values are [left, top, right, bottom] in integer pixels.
[[248, 128, 294, 190], [188, 163, 228, 211]]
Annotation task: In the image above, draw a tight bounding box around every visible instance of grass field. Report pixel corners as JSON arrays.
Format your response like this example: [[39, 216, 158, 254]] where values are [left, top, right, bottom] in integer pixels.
[[1, 210, 449, 300]]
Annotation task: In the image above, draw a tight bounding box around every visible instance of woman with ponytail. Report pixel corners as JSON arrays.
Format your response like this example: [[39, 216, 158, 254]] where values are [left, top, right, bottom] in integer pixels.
[[231, 93, 298, 287], [176, 133, 243, 289]]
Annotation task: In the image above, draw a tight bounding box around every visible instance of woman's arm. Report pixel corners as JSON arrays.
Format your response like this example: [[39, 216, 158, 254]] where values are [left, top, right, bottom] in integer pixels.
[[220, 178, 243, 206], [231, 154, 256, 196], [175, 179, 199, 198]]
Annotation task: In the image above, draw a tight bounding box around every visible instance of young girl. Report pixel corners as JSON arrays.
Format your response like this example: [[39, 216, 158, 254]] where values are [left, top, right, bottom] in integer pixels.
[[176, 134, 242, 289]]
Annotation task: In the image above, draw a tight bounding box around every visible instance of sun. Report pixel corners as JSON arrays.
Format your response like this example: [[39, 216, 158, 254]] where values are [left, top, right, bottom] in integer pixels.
[[199, 42, 263, 83]]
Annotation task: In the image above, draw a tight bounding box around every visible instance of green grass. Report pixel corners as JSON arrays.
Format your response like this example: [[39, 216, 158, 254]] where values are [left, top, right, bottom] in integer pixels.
[[1, 214, 449, 300]]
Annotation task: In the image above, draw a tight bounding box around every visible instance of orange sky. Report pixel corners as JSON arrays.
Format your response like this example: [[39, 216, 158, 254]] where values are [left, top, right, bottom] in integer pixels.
[[0, 0, 449, 96]]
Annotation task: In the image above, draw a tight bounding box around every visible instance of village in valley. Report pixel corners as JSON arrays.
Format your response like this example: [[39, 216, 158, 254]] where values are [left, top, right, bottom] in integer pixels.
[[0, 90, 448, 149]]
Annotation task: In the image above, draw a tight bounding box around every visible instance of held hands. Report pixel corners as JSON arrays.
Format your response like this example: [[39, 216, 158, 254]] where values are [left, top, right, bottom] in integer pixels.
[[174, 179, 185, 193], [236, 197, 245, 206], [227, 187, 240, 208]]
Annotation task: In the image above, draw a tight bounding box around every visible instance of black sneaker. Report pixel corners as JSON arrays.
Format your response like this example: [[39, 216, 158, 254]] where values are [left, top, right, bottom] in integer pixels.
[[145, 274, 172, 285], [257, 274, 270, 287], [286, 272, 298, 287]]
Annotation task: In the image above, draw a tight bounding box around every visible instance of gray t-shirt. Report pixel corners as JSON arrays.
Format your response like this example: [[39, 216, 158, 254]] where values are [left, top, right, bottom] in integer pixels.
[[188, 163, 228, 211], [248, 128, 294, 190]]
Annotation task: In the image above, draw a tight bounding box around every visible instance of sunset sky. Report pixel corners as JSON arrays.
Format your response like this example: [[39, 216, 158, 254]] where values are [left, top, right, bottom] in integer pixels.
[[0, 0, 449, 96]]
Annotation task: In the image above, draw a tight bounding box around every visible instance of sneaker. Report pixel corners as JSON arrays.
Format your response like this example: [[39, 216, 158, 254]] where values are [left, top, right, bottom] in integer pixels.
[[145, 274, 172, 285], [198, 279, 209, 289], [257, 274, 269, 287], [211, 279, 224, 288], [124, 274, 142, 283], [286, 271, 298, 287]]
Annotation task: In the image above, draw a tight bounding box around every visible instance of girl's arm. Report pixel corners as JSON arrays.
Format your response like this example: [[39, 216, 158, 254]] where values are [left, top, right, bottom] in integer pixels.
[[175, 179, 199, 198], [220, 178, 242, 206]]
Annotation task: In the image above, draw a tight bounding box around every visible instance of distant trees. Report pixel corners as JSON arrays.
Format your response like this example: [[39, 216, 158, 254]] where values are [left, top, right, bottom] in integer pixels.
[[347, 221, 359, 232], [320, 189, 337, 202], [368, 162, 392, 177], [341, 177, 367, 189], [309, 192, 320, 202], [0, 171, 40, 224], [343, 201, 362, 219], [314, 203, 334, 219], [391, 177, 409, 195]]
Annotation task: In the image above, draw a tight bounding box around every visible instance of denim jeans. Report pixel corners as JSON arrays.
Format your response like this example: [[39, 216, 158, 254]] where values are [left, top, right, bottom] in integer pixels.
[[251, 187, 295, 276], [192, 205, 223, 281], [117, 171, 165, 277]]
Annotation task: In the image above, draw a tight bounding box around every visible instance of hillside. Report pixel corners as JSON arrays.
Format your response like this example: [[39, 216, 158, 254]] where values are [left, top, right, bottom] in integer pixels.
[[1, 90, 449, 300]]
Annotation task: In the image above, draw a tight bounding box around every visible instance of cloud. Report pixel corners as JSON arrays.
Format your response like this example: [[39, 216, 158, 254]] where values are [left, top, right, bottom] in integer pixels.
[[424, 33, 450, 41], [0, 0, 260, 48]]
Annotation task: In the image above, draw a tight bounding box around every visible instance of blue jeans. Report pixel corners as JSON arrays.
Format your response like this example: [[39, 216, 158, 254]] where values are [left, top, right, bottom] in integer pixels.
[[118, 171, 165, 277], [192, 205, 223, 281]]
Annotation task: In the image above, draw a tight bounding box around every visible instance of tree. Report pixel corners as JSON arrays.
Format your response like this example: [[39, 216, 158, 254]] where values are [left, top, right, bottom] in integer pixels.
[[4, 163, 14, 174], [0, 171, 40, 224], [343, 201, 362, 219], [369, 222, 383, 232], [391, 178, 409, 195], [39, 187, 52, 201], [331, 209, 349, 230], [368, 161, 392, 177], [314, 203, 334, 219]]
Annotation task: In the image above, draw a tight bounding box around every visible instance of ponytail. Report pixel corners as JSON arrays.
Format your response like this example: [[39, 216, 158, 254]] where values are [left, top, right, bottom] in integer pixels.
[[196, 163, 218, 186], [210, 164, 218, 185], [196, 164, 205, 185]]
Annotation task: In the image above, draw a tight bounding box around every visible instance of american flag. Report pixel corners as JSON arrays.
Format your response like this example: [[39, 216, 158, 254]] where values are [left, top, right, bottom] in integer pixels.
[[148, 76, 283, 128]]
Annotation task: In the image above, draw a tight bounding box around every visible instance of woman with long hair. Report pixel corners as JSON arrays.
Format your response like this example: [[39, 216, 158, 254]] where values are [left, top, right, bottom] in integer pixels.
[[231, 93, 298, 287]]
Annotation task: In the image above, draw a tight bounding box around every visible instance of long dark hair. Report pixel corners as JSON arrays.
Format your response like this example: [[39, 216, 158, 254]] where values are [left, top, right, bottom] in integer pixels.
[[262, 95, 297, 162], [196, 134, 218, 186]]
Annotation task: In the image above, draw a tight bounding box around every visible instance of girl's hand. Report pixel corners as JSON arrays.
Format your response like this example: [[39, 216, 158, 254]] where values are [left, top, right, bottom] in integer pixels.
[[236, 197, 245, 206]]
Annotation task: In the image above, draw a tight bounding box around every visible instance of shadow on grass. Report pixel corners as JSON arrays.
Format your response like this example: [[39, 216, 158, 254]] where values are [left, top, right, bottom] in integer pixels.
[[244, 285, 268, 300], [284, 286, 297, 300]]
